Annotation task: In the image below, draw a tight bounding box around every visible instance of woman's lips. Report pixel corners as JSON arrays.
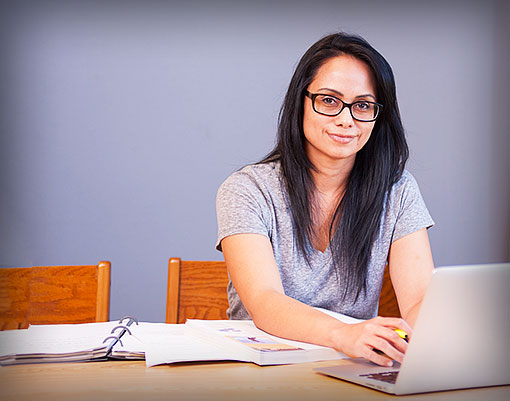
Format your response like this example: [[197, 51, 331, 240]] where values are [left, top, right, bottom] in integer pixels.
[[327, 132, 357, 144]]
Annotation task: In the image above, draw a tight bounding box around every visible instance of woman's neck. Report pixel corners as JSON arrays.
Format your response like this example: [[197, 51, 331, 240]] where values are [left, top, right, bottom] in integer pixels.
[[310, 157, 354, 197], [308, 157, 355, 252]]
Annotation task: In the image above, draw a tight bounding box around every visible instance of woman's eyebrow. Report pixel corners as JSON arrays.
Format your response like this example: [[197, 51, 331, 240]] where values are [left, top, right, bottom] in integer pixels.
[[317, 87, 343, 97], [355, 94, 376, 100], [317, 87, 376, 100]]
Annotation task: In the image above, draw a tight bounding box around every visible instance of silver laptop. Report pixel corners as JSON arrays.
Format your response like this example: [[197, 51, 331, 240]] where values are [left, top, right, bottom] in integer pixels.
[[314, 263, 510, 395]]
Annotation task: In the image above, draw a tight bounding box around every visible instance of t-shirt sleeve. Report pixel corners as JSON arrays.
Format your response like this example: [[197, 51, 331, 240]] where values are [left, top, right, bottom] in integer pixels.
[[391, 171, 435, 243], [216, 171, 272, 251]]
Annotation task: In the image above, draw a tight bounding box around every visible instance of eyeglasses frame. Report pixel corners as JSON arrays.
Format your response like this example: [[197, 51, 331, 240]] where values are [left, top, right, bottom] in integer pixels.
[[305, 90, 383, 122]]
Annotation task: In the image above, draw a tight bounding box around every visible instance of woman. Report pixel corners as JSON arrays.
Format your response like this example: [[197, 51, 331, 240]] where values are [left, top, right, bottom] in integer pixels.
[[216, 32, 434, 367]]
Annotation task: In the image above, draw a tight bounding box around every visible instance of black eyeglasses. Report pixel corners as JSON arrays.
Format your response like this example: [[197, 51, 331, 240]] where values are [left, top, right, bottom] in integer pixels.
[[305, 91, 383, 122]]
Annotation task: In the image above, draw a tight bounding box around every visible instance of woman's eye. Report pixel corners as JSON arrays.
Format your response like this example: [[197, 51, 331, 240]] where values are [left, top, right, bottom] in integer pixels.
[[354, 102, 372, 111], [320, 96, 339, 107]]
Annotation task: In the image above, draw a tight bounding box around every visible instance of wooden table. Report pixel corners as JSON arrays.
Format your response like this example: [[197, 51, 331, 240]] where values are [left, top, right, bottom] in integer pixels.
[[0, 359, 508, 401]]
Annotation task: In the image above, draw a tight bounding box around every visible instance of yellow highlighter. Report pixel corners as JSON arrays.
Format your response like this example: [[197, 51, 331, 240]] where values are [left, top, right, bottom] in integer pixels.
[[394, 329, 409, 342]]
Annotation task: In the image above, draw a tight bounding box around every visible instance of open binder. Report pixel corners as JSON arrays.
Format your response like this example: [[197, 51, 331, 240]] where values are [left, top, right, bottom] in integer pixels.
[[102, 316, 140, 356], [0, 316, 145, 365]]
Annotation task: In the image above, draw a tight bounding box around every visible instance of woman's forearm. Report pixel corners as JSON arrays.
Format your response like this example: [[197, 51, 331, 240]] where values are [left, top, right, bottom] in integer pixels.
[[246, 289, 346, 349], [401, 301, 423, 328]]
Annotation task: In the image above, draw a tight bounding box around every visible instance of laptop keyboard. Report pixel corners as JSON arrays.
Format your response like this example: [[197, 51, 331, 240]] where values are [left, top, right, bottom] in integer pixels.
[[360, 371, 399, 384]]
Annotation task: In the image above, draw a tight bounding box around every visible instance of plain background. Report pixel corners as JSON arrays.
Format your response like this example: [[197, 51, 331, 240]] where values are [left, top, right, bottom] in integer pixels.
[[1, 0, 508, 322]]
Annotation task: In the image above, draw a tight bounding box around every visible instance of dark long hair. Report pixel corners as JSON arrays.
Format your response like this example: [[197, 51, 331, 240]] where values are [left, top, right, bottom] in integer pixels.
[[261, 32, 408, 301]]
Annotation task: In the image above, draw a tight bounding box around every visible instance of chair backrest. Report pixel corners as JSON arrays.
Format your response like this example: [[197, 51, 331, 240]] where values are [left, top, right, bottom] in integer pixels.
[[0, 261, 111, 330], [379, 265, 401, 318], [166, 257, 400, 324], [166, 258, 229, 324]]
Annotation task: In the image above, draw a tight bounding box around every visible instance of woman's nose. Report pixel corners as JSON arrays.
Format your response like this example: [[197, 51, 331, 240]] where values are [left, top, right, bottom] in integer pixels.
[[333, 106, 354, 127]]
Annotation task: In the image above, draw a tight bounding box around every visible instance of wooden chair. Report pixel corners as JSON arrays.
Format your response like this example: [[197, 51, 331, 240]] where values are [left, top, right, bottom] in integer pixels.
[[166, 258, 229, 324], [166, 257, 400, 324], [0, 261, 111, 330]]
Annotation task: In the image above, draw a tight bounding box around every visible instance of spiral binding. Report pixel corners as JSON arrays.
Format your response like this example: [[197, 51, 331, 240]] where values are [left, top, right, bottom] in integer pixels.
[[102, 316, 139, 356]]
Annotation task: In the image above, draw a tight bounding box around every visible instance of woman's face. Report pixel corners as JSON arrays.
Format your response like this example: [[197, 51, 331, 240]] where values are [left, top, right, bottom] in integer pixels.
[[303, 54, 377, 169]]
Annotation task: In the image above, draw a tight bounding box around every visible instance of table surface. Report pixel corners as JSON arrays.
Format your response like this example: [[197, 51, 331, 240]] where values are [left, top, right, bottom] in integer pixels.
[[0, 359, 508, 401]]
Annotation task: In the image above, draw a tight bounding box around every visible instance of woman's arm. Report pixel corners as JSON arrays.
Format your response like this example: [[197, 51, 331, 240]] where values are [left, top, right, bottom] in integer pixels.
[[222, 233, 412, 367], [387, 227, 435, 327]]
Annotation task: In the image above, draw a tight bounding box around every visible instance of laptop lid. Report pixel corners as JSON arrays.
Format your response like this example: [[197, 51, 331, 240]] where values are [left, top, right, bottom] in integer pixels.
[[315, 263, 510, 395]]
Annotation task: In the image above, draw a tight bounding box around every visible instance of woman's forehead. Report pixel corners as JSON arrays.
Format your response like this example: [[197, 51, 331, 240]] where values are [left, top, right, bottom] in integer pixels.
[[310, 55, 376, 97]]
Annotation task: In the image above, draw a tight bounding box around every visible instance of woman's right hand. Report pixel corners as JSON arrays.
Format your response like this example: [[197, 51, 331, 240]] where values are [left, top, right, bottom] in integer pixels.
[[331, 316, 412, 367]]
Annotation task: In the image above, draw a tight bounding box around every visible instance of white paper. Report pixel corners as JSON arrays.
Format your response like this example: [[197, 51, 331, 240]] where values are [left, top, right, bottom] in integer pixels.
[[3, 322, 119, 355], [138, 324, 239, 367]]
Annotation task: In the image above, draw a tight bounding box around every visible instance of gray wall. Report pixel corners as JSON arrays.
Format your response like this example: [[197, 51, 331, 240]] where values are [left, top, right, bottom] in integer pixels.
[[1, 0, 508, 322]]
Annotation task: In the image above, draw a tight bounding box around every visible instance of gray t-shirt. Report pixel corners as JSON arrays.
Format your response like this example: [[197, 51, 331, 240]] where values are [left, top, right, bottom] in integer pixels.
[[216, 161, 434, 320]]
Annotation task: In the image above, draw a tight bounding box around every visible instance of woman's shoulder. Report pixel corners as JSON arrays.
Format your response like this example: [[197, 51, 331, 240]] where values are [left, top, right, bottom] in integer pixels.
[[392, 169, 420, 191], [387, 169, 427, 207], [238, 160, 281, 178], [220, 160, 281, 187]]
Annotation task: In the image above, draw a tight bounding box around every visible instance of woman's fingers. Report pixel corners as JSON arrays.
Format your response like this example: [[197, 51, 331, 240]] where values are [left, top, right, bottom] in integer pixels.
[[378, 317, 413, 337], [370, 334, 405, 364], [377, 325, 409, 351], [337, 317, 411, 367], [367, 346, 396, 367]]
